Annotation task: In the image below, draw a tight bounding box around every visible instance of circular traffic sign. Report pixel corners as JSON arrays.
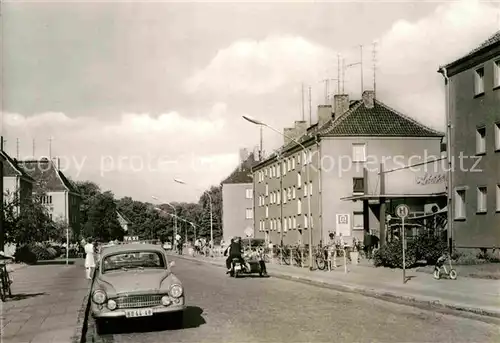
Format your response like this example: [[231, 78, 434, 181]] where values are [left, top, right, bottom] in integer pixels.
[[244, 227, 254, 238], [395, 204, 410, 219]]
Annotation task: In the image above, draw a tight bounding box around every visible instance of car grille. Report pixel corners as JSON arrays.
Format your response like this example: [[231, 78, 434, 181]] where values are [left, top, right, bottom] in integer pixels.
[[115, 294, 163, 309]]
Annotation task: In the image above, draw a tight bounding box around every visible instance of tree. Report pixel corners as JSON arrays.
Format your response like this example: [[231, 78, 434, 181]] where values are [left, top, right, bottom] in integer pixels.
[[83, 191, 124, 242], [74, 180, 101, 230], [3, 189, 57, 245], [198, 185, 222, 241]]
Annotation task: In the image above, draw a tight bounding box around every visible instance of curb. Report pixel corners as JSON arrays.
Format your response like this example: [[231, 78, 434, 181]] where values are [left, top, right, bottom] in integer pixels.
[[72, 270, 95, 343], [171, 254, 500, 323]]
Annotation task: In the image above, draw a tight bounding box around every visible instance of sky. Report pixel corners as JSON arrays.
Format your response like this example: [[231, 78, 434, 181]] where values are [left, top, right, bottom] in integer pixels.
[[1, 0, 500, 203]]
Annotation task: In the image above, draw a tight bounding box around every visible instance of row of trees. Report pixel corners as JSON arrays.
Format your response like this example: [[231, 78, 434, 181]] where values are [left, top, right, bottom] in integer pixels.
[[3, 177, 222, 247]]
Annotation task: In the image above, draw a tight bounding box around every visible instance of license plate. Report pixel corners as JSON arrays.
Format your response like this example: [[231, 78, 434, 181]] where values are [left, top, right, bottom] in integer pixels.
[[234, 265, 241, 271], [125, 308, 153, 318]]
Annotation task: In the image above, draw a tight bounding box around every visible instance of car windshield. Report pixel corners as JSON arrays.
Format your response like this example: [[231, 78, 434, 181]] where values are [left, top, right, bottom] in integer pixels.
[[102, 251, 165, 273]]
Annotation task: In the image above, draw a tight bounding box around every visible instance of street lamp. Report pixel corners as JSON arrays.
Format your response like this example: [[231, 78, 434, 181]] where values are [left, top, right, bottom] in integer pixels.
[[174, 178, 214, 257], [151, 196, 177, 242], [154, 208, 197, 242], [242, 115, 314, 270]]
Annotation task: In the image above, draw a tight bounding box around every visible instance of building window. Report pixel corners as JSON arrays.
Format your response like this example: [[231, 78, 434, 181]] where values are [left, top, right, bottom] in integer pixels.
[[277, 219, 281, 232], [495, 122, 500, 151], [454, 189, 466, 219], [304, 214, 308, 228], [258, 196, 262, 206], [265, 184, 269, 196], [292, 216, 296, 229], [477, 187, 487, 213], [283, 190, 287, 204], [245, 208, 253, 219], [277, 191, 281, 204], [352, 143, 366, 162], [302, 151, 307, 165], [265, 206, 269, 218], [292, 157, 296, 169], [282, 161, 287, 175], [353, 178, 364, 193], [287, 159, 291, 171], [476, 127, 486, 154], [309, 182, 312, 196], [304, 182, 308, 197], [495, 60, 500, 88], [496, 184, 500, 212], [245, 189, 253, 199], [297, 172, 302, 188], [297, 199, 302, 215], [288, 217, 292, 230], [353, 211, 364, 229], [474, 67, 485, 95], [283, 218, 288, 232], [310, 215, 314, 228], [292, 186, 296, 199], [277, 164, 281, 177]]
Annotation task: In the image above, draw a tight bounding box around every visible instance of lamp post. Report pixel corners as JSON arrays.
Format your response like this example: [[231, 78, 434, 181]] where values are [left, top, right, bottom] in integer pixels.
[[154, 208, 197, 242], [151, 196, 177, 243], [174, 178, 213, 257], [242, 115, 314, 270]]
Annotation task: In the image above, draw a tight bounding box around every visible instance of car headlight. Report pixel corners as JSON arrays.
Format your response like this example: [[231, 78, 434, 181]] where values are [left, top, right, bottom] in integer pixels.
[[161, 296, 171, 306], [107, 299, 117, 310], [92, 290, 107, 304], [169, 284, 183, 298]]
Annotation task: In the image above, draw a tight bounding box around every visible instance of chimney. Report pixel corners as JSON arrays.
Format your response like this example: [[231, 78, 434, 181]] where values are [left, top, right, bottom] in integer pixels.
[[57, 157, 61, 170], [334, 94, 350, 117], [284, 127, 295, 145], [294, 120, 308, 136], [362, 90, 375, 109], [317, 105, 333, 128], [239, 148, 249, 163]]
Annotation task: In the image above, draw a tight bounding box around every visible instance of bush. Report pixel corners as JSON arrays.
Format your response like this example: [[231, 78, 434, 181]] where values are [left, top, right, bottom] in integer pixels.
[[14, 245, 38, 265], [30, 244, 53, 260], [373, 235, 448, 268], [373, 240, 417, 268]]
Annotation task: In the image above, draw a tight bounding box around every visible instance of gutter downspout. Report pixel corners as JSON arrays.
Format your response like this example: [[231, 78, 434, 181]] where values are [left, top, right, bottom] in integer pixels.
[[315, 135, 322, 247], [439, 67, 454, 254]]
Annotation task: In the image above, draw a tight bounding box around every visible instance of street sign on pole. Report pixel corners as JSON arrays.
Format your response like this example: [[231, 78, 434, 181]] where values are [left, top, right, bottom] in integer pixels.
[[395, 204, 410, 284]]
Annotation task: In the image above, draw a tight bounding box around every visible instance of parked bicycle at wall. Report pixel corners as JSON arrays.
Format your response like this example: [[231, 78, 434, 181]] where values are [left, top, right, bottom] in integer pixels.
[[0, 255, 14, 302], [433, 253, 457, 280]]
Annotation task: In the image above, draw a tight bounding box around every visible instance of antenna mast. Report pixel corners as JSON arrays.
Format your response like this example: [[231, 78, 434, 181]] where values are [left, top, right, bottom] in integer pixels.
[[301, 83, 305, 121], [342, 58, 346, 94], [16, 138, 19, 159], [337, 54, 341, 94], [259, 125, 263, 160], [360, 45, 364, 94], [48, 137, 53, 159], [372, 41, 377, 99], [308, 86, 312, 125]]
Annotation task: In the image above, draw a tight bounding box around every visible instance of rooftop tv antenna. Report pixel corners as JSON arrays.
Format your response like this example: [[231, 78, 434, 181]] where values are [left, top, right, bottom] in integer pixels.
[[48, 136, 54, 159], [301, 83, 305, 121], [16, 138, 19, 159], [308, 86, 312, 126], [372, 41, 378, 99], [343, 45, 364, 96]]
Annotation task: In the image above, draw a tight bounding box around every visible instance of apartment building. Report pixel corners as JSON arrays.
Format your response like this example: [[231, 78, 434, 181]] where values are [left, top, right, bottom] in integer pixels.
[[19, 158, 81, 235], [438, 30, 500, 249], [221, 148, 259, 242], [253, 90, 444, 247]]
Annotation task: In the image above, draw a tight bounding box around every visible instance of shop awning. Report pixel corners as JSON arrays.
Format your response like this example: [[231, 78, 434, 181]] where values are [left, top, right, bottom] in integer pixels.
[[340, 192, 446, 201]]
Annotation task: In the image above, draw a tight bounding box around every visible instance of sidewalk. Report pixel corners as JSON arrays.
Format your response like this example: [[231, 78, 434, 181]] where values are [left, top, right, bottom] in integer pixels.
[[172, 253, 500, 319], [1, 259, 90, 343]]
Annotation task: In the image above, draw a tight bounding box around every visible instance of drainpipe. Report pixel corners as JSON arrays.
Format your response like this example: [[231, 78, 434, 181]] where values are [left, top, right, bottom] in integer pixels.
[[439, 67, 454, 254], [315, 136, 322, 247]]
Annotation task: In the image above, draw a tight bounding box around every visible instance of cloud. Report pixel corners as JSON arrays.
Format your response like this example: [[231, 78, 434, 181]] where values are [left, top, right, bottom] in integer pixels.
[[2, 103, 248, 203], [184, 0, 500, 131]]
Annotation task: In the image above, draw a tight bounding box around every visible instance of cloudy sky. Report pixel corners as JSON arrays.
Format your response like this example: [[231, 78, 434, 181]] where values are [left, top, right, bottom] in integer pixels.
[[1, 0, 499, 203]]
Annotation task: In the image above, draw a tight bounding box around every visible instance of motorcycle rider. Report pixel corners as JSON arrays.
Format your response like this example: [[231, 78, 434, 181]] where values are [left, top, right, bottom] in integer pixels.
[[224, 236, 246, 273]]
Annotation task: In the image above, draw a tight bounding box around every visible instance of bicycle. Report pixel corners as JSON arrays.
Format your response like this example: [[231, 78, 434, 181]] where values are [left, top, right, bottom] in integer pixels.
[[0, 263, 13, 302], [315, 246, 327, 271], [433, 253, 457, 280]]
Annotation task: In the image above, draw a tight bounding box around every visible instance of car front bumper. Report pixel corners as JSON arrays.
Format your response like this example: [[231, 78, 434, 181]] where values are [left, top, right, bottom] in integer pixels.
[[91, 299, 185, 318]]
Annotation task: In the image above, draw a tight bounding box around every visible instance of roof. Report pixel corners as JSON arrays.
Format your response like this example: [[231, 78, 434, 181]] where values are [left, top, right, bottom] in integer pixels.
[[320, 100, 444, 137], [17, 159, 80, 194], [254, 97, 443, 169], [442, 30, 500, 69], [100, 243, 165, 257], [221, 152, 257, 184], [0, 151, 35, 181]]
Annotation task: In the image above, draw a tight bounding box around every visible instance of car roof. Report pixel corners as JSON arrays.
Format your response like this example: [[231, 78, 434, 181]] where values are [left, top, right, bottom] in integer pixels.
[[100, 243, 165, 257]]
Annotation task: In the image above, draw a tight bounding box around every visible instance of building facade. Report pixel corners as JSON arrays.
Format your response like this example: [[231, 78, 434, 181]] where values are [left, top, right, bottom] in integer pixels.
[[221, 149, 258, 242], [439, 30, 500, 249], [253, 91, 444, 247], [18, 158, 82, 237], [1, 151, 35, 215]]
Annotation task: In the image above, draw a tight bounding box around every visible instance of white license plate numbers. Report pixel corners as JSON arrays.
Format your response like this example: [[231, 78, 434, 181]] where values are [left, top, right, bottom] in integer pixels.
[[234, 265, 241, 271], [125, 308, 153, 318]]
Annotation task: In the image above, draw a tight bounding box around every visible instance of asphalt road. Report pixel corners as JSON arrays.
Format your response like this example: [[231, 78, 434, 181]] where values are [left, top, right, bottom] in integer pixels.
[[89, 257, 499, 343]]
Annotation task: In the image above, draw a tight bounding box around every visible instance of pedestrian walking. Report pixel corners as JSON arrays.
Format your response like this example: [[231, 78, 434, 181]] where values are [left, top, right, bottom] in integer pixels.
[[326, 232, 337, 270], [84, 238, 96, 280]]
